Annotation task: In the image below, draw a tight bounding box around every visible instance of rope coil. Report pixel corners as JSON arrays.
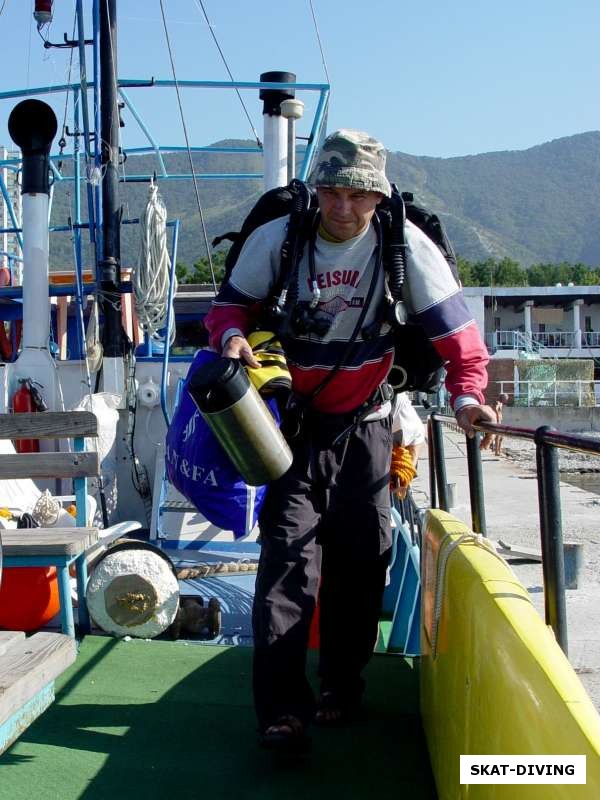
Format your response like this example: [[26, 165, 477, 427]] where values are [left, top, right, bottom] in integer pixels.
[[390, 444, 417, 489], [431, 531, 508, 658], [133, 181, 176, 345]]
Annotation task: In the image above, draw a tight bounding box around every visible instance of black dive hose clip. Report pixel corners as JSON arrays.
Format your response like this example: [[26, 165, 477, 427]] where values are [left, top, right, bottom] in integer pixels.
[[380, 184, 407, 328]]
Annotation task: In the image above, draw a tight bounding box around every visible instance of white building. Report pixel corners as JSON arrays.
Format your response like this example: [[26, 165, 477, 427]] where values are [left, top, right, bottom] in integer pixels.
[[0, 146, 22, 277], [463, 286, 600, 362]]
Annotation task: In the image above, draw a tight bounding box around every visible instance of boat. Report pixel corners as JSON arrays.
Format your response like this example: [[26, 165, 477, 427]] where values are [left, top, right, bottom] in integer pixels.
[[0, 2, 599, 798]]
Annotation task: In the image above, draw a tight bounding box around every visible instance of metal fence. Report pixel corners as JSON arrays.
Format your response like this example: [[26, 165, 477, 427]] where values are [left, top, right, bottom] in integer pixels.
[[486, 330, 600, 351], [494, 379, 600, 407], [427, 414, 600, 656]]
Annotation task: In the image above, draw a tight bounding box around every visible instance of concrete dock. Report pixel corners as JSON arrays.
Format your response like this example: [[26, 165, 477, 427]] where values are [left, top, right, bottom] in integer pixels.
[[412, 425, 600, 710]]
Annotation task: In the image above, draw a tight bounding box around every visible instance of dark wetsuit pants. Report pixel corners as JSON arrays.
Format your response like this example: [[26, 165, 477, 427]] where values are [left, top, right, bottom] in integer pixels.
[[252, 413, 393, 730]]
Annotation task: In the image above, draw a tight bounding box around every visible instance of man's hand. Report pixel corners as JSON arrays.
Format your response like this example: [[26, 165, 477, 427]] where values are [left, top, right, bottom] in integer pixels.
[[222, 335, 260, 368], [455, 404, 497, 449]]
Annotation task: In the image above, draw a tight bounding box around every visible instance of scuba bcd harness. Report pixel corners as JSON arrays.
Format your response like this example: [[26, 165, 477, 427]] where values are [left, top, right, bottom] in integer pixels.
[[262, 181, 408, 342], [279, 217, 385, 442], [213, 178, 459, 394]]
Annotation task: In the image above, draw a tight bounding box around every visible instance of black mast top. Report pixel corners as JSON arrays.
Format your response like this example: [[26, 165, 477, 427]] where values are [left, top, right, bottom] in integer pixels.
[[99, 0, 123, 359], [8, 99, 57, 195]]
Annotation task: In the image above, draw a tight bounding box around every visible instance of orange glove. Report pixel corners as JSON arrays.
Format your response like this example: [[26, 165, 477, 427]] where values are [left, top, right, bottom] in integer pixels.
[[390, 444, 417, 499]]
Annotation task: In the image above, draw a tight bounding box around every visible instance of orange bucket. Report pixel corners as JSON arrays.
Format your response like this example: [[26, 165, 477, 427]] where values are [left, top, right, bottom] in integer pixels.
[[0, 566, 60, 631]]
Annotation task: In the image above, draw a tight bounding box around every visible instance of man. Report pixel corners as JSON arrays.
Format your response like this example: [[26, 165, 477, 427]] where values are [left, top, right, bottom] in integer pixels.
[[389, 392, 426, 500], [204, 129, 494, 752]]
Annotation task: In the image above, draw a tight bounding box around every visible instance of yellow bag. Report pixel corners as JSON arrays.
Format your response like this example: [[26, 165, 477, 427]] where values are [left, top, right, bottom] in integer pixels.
[[246, 331, 292, 394]]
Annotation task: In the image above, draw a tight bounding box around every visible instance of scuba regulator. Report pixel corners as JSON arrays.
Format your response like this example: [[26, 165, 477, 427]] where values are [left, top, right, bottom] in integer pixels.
[[263, 181, 409, 343]]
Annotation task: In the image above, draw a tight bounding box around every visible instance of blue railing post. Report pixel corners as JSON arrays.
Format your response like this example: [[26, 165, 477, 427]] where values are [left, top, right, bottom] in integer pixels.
[[92, 0, 103, 267], [534, 425, 568, 654], [159, 219, 180, 427], [75, 0, 97, 249]]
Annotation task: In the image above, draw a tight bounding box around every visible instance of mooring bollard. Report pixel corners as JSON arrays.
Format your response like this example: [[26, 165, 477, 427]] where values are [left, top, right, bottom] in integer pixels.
[[563, 542, 584, 590]]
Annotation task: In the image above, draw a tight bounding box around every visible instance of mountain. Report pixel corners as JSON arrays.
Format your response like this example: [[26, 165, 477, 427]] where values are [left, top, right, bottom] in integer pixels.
[[48, 131, 600, 269]]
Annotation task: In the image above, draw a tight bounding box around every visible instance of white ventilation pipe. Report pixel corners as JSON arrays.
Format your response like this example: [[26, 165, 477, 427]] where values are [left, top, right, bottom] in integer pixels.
[[21, 193, 50, 349], [260, 71, 296, 190], [281, 98, 305, 183]]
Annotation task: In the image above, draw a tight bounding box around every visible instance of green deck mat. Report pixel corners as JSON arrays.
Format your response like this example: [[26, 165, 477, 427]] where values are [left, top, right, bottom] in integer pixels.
[[1, 635, 436, 800]]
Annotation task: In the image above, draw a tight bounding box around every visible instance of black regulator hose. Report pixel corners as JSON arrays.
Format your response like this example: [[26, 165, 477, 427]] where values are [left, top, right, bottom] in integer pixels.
[[281, 180, 312, 313], [387, 184, 407, 303]]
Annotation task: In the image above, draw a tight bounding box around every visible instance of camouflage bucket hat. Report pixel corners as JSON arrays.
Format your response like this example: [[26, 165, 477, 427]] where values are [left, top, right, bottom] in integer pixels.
[[308, 129, 391, 197]]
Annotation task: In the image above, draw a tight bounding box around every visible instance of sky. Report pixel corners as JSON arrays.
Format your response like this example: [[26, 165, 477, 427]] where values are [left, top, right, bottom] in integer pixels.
[[0, 0, 599, 159]]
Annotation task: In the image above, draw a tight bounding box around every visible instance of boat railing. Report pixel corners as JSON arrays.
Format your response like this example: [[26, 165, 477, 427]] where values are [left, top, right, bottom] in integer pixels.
[[426, 413, 600, 657]]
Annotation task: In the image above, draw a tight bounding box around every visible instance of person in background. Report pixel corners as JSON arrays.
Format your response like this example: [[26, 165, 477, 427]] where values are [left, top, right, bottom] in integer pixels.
[[389, 393, 425, 499], [493, 392, 509, 455], [393, 392, 426, 465], [203, 129, 495, 753]]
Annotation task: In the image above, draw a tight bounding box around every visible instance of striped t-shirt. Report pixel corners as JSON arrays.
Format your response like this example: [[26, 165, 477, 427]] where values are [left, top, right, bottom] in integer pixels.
[[204, 214, 488, 413]]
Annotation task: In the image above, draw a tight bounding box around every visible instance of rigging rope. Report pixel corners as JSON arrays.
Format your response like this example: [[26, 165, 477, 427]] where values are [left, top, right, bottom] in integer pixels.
[[58, 13, 78, 168], [192, 0, 262, 148], [308, 0, 331, 87], [133, 180, 176, 345], [158, 0, 217, 294]]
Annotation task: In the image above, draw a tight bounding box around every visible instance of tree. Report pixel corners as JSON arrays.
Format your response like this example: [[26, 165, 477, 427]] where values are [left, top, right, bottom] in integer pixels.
[[527, 262, 553, 286], [175, 262, 190, 282], [457, 256, 474, 286], [471, 258, 497, 286], [191, 250, 227, 284], [494, 258, 528, 286]]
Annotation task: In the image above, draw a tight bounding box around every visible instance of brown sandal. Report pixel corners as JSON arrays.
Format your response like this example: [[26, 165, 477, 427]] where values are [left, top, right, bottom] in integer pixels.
[[314, 691, 362, 727], [259, 715, 311, 754]]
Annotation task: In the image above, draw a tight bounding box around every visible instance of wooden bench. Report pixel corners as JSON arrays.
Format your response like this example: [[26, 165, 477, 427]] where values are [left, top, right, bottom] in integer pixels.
[[0, 629, 76, 754], [0, 411, 99, 637]]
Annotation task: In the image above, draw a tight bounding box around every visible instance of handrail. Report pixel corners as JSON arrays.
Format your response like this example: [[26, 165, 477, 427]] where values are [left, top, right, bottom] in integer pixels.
[[426, 413, 600, 656]]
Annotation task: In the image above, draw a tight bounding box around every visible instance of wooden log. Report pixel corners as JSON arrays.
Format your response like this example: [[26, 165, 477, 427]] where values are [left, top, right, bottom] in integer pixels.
[[0, 411, 97, 440], [1, 528, 98, 557], [0, 451, 100, 480]]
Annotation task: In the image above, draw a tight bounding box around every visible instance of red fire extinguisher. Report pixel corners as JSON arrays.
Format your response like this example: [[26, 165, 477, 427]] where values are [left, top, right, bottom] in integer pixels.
[[12, 379, 46, 453]]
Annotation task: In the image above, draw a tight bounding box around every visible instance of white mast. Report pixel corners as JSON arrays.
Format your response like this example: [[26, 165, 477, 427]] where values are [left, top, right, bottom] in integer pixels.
[[5, 99, 61, 410], [260, 72, 297, 190]]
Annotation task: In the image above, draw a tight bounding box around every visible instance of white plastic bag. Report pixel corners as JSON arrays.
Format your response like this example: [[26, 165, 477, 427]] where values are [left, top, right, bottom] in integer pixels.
[[71, 393, 120, 525]]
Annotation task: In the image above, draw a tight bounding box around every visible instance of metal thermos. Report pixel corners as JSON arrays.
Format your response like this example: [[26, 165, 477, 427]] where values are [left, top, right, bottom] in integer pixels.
[[187, 357, 293, 486]]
